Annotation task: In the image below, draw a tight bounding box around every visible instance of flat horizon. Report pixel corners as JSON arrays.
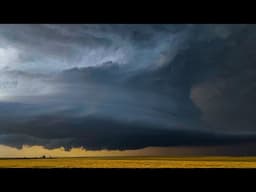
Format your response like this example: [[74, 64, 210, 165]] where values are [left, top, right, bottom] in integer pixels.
[[1, 156, 256, 168]]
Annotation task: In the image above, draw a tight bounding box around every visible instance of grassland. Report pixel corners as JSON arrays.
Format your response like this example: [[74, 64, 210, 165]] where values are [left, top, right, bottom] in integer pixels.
[[1, 156, 256, 168]]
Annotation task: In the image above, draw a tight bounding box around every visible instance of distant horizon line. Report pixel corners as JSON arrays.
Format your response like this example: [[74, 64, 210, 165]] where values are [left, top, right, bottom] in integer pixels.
[[1, 155, 256, 159]]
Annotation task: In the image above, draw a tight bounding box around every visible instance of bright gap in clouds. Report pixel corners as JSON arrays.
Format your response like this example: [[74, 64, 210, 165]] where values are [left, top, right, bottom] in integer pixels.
[[0, 46, 20, 70]]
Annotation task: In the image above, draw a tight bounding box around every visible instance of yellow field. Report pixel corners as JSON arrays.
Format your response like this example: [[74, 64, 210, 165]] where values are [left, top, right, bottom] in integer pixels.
[[1, 156, 256, 168]]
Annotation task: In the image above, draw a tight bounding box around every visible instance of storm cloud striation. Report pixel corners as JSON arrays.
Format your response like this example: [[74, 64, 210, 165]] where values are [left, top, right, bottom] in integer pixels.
[[0, 24, 256, 153]]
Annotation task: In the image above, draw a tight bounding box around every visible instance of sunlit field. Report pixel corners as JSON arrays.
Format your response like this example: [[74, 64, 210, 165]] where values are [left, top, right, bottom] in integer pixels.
[[1, 156, 256, 168]]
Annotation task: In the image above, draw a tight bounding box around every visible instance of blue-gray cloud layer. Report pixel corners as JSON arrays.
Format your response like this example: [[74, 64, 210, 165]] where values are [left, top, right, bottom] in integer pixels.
[[0, 24, 255, 151]]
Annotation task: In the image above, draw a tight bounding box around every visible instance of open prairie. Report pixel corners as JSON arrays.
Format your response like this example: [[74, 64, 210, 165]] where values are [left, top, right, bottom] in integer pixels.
[[1, 156, 256, 168]]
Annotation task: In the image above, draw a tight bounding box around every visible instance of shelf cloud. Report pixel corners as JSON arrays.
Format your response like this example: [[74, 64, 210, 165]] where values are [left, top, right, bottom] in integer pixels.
[[0, 24, 255, 153]]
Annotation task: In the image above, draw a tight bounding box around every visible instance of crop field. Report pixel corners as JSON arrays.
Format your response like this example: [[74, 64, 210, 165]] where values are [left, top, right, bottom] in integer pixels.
[[1, 156, 256, 168]]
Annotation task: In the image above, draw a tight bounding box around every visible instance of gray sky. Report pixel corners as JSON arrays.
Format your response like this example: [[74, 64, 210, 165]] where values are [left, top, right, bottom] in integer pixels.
[[0, 24, 256, 153]]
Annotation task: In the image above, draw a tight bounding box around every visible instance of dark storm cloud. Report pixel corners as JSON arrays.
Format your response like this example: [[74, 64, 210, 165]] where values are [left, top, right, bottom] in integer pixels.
[[123, 24, 256, 132], [186, 25, 256, 132], [0, 24, 256, 152], [0, 24, 188, 72], [0, 115, 256, 150], [0, 134, 72, 150]]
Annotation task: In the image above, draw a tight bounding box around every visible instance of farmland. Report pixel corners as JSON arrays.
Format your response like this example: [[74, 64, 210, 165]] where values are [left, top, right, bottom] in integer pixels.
[[1, 156, 256, 168]]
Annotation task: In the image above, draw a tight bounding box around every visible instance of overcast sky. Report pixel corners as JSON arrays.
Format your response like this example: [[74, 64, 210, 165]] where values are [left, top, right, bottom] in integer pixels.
[[0, 24, 256, 155]]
